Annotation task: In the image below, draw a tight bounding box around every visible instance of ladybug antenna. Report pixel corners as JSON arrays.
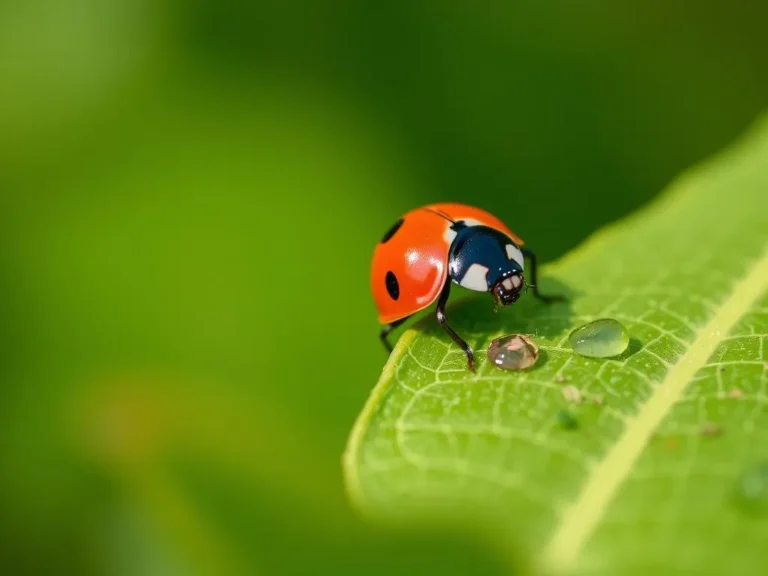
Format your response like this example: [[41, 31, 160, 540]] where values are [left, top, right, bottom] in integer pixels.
[[424, 207, 456, 223]]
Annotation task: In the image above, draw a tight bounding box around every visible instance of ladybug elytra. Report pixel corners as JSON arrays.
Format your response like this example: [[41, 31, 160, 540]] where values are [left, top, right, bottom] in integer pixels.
[[370, 202, 564, 371]]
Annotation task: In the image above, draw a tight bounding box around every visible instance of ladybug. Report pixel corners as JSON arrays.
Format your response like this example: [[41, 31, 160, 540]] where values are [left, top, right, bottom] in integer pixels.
[[371, 202, 564, 371]]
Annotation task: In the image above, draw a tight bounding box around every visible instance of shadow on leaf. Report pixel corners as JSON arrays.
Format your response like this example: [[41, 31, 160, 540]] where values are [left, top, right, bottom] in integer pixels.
[[410, 276, 578, 370], [611, 336, 644, 361]]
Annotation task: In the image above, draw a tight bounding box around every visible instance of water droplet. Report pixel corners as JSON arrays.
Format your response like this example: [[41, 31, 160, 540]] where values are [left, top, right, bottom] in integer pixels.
[[487, 334, 539, 370], [734, 461, 768, 515], [568, 318, 629, 358], [562, 385, 583, 403]]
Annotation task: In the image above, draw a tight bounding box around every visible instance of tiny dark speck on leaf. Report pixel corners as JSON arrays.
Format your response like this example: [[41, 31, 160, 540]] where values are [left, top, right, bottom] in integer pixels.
[[556, 409, 579, 430], [655, 435, 679, 450], [699, 422, 723, 437]]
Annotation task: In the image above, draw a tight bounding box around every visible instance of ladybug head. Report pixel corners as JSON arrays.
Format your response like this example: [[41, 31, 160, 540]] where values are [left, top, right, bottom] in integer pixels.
[[448, 224, 527, 306], [491, 271, 525, 306]]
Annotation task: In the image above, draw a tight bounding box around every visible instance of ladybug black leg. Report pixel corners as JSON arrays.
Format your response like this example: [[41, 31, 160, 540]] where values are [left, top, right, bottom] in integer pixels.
[[522, 248, 567, 303], [380, 316, 410, 354], [436, 280, 476, 372]]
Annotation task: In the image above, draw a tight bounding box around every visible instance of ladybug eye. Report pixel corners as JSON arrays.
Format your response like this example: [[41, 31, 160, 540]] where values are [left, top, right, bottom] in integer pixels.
[[385, 271, 400, 300]]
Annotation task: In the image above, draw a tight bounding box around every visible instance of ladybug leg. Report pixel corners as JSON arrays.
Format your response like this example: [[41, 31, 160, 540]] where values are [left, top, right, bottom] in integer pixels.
[[380, 316, 410, 354], [436, 280, 476, 372], [522, 248, 567, 303]]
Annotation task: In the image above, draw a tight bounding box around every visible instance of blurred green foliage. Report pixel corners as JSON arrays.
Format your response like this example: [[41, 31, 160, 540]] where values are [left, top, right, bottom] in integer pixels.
[[1, 0, 768, 574]]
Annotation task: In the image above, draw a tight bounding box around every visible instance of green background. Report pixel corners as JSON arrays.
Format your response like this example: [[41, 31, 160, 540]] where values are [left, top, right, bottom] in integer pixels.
[[2, 0, 767, 573]]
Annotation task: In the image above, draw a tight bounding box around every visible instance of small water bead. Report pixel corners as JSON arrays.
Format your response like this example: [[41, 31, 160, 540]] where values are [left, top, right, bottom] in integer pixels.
[[561, 385, 583, 404], [734, 461, 768, 516], [487, 334, 539, 370], [568, 318, 629, 358]]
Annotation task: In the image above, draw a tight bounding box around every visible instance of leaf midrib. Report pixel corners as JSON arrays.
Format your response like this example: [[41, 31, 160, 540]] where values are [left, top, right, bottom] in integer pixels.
[[540, 245, 768, 573]]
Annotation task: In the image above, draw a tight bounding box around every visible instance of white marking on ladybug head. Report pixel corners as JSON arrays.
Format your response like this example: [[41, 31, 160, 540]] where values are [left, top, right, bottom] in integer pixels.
[[442, 218, 485, 245], [459, 263, 490, 292], [506, 243, 524, 269]]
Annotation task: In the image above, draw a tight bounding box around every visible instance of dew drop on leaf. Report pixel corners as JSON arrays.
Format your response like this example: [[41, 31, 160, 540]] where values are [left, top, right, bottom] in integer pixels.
[[562, 385, 583, 403], [734, 461, 768, 516], [568, 318, 630, 358], [487, 334, 539, 370]]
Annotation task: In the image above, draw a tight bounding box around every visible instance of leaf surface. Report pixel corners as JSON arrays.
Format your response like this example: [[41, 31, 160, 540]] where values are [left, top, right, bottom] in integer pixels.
[[343, 114, 768, 575]]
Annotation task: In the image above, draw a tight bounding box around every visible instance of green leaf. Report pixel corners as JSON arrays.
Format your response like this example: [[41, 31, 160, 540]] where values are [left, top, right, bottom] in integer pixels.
[[343, 113, 768, 575]]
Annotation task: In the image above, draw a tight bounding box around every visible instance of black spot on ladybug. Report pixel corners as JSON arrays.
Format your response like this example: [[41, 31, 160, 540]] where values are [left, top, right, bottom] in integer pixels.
[[381, 218, 405, 243], [385, 271, 400, 300]]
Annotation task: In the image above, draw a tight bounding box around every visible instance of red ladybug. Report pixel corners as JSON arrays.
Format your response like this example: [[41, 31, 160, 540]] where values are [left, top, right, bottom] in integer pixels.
[[371, 202, 563, 371]]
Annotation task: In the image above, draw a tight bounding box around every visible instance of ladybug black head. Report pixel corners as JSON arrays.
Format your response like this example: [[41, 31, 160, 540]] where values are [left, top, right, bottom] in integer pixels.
[[491, 272, 525, 306], [448, 224, 527, 306]]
